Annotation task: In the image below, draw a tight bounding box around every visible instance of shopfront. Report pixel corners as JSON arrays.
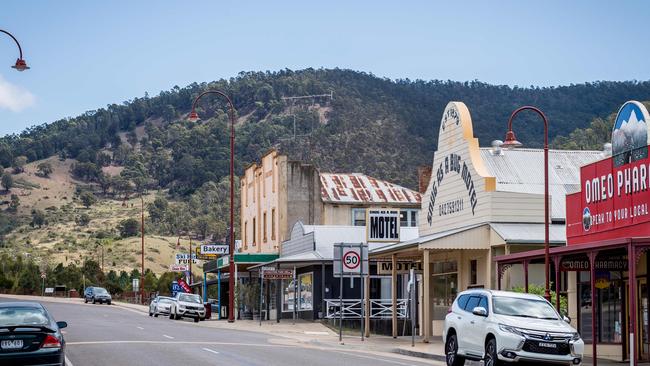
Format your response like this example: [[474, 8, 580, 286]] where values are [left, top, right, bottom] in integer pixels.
[[415, 101, 601, 341], [495, 101, 650, 365]]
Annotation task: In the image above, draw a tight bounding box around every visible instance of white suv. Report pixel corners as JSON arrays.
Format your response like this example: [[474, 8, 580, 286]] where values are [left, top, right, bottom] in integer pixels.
[[169, 293, 206, 322], [443, 289, 584, 366]]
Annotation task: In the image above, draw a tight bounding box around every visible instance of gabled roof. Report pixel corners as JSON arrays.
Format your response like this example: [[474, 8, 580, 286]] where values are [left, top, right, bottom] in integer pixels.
[[479, 148, 603, 220], [319, 173, 421, 205]]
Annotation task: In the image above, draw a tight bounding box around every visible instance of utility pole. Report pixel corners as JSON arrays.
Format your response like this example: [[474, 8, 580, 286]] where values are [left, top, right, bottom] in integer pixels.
[[140, 195, 145, 304]]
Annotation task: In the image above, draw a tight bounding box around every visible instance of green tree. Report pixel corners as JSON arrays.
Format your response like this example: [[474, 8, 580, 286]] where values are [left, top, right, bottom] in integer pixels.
[[12, 156, 27, 174], [148, 196, 169, 223], [1, 172, 13, 191], [36, 161, 53, 177], [118, 218, 140, 238], [8, 194, 19, 212], [76, 213, 91, 226], [80, 191, 97, 209], [31, 209, 46, 228]]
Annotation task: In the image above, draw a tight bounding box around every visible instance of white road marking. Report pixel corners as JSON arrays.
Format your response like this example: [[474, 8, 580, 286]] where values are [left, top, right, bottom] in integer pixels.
[[137, 326, 144, 330], [304, 331, 329, 335], [66, 340, 295, 348], [162, 334, 174, 339], [202, 347, 220, 355], [65, 356, 74, 366]]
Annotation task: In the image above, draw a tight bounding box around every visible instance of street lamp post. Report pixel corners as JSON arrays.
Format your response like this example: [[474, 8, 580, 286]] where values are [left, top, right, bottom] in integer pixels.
[[0, 29, 29, 71], [187, 90, 236, 322], [140, 195, 145, 304], [97, 242, 104, 272], [502, 106, 551, 303]]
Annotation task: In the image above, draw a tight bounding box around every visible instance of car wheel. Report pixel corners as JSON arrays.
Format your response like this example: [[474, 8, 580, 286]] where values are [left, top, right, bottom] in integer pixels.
[[175, 314, 181, 320], [485, 338, 501, 366], [149, 311, 153, 317], [194, 316, 199, 323], [84, 298, 88, 304], [445, 333, 465, 366], [169, 312, 174, 320], [107, 301, 111, 305], [92, 298, 96, 304], [154, 313, 159, 318]]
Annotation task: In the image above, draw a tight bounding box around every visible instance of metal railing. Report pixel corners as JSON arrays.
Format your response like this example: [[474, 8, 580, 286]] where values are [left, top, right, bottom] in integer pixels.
[[324, 298, 408, 319]]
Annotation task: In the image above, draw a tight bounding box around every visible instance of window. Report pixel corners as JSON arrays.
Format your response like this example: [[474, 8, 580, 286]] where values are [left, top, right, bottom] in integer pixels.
[[399, 209, 419, 227], [457, 294, 470, 310], [252, 217, 256, 246], [478, 296, 489, 314], [271, 208, 276, 240], [432, 260, 458, 320], [470, 260, 478, 285], [263, 212, 267, 243], [282, 273, 313, 312], [244, 221, 248, 249], [352, 208, 366, 226], [464, 296, 480, 312]]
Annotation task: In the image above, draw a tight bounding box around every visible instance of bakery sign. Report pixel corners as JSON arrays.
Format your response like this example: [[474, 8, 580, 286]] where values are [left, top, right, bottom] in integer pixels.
[[566, 101, 650, 242]]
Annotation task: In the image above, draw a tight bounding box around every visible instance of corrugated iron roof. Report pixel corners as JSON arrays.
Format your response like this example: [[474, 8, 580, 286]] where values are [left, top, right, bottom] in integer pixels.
[[480, 148, 603, 220], [320, 173, 422, 205], [490, 223, 566, 244]]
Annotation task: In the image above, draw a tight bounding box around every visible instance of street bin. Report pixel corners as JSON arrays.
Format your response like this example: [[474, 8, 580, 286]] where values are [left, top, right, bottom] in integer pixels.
[[204, 302, 212, 320]]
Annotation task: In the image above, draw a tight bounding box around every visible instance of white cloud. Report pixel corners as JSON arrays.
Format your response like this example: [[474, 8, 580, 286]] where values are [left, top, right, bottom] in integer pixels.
[[0, 74, 35, 112]]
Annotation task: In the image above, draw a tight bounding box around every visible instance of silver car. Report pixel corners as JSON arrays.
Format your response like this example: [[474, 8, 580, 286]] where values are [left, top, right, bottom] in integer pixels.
[[149, 296, 174, 317]]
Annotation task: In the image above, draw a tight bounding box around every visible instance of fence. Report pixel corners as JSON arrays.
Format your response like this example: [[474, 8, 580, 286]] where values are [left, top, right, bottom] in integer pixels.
[[324, 298, 408, 319]]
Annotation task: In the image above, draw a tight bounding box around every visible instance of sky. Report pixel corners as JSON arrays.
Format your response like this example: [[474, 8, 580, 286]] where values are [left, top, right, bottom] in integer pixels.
[[1, 0, 649, 136]]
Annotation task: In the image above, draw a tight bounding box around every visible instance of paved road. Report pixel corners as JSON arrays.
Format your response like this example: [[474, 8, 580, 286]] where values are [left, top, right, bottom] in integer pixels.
[[0, 296, 441, 366]]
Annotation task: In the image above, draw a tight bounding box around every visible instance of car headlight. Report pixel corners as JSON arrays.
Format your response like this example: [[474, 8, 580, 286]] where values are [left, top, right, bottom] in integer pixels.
[[499, 324, 524, 336], [571, 332, 581, 341]]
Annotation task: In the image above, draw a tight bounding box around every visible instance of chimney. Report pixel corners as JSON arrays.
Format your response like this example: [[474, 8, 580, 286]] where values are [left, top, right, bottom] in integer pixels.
[[417, 165, 432, 194]]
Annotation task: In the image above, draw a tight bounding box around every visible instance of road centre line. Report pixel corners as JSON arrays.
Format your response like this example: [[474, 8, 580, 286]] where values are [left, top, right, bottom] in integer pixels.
[[137, 326, 144, 330], [202, 348, 220, 355], [162, 334, 174, 339], [66, 340, 296, 348]]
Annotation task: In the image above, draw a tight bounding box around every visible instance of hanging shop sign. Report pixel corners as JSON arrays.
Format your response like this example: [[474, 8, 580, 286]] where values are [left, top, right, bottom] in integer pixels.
[[559, 255, 628, 271], [175, 253, 199, 265], [169, 264, 189, 272], [200, 244, 229, 255], [194, 247, 217, 261], [376, 261, 423, 275], [367, 209, 400, 242], [566, 101, 650, 243], [262, 269, 294, 280]]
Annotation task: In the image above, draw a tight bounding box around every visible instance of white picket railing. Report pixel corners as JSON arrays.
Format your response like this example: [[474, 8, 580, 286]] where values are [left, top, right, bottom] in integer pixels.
[[324, 298, 408, 319]]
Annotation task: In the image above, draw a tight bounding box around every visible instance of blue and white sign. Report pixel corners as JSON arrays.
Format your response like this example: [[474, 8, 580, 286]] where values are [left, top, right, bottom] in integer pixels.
[[171, 281, 185, 297], [612, 101, 650, 167]]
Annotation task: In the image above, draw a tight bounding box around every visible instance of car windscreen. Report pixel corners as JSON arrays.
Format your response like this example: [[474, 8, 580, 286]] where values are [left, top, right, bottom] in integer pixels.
[[94, 288, 108, 294], [179, 294, 201, 304], [492, 296, 558, 320], [159, 299, 172, 304], [0, 307, 49, 327]]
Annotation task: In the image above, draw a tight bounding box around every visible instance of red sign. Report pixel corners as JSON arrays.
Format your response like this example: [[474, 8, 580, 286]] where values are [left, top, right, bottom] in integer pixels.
[[177, 278, 192, 293], [567, 146, 650, 244]]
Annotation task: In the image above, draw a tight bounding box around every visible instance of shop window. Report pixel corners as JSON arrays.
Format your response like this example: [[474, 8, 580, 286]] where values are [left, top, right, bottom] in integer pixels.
[[271, 208, 276, 240], [282, 273, 313, 312], [470, 260, 478, 285], [263, 212, 267, 243], [432, 260, 458, 320], [579, 271, 623, 343], [252, 217, 256, 246], [352, 208, 366, 226]]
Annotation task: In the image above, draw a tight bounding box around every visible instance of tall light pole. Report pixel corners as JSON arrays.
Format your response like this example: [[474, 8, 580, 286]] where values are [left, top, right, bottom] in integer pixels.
[[0, 29, 29, 71], [177, 234, 193, 284], [140, 195, 145, 304], [187, 90, 236, 322], [502, 106, 551, 303]]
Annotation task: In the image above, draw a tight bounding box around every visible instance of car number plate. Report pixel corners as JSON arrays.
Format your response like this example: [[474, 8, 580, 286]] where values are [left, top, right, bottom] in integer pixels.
[[1, 340, 23, 349], [538, 342, 557, 348]]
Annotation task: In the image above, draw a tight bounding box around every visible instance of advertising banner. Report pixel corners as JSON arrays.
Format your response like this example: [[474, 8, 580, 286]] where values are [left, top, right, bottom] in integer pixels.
[[175, 253, 199, 265], [171, 281, 184, 297], [177, 278, 191, 293], [169, 264, 189, 272], [200, 244, 229, 255]]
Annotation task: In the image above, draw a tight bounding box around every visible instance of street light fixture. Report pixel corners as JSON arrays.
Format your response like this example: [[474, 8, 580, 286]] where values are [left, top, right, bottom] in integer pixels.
[[502, 106, 551, 303], [0, 29, 29, 71], [186, 90, 236, 322]]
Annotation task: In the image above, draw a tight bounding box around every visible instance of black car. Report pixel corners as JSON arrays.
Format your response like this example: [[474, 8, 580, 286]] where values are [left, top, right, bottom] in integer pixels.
[[0, 301, 67, 366], [84, 286, 112, 305]]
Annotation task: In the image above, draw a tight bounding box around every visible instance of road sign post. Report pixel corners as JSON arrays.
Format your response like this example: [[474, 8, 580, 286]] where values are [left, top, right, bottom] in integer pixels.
[[259, 267, 264, 327], [333, 243, 368, 344]]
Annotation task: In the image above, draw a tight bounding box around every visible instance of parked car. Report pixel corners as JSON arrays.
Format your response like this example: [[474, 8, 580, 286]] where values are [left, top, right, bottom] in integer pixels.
[[169, 293, 205, 322], [149, 296, 174, 317], [84, 286, 112, 304], [0, 301, 67, 365], [443, 289, 584, 366]]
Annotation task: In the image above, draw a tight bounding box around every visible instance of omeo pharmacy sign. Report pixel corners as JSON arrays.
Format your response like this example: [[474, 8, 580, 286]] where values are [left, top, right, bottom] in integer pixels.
[[567, 101, 650, 244]]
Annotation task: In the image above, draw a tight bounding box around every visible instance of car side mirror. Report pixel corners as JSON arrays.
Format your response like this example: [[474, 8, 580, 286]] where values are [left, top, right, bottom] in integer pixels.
[[563, 315, 571, 323], [472, 306, 488, 317], [57, 321, 68, 329]]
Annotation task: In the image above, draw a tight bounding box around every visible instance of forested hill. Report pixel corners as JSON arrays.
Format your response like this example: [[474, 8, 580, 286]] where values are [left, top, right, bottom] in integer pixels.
[[3, 68, 650, 190]]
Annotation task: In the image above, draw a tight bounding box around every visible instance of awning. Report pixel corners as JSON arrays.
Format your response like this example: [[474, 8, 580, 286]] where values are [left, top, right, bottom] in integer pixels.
[[203, 253, 279, 273], [489, 223, 566, 245], [419, 223, 491, 250]]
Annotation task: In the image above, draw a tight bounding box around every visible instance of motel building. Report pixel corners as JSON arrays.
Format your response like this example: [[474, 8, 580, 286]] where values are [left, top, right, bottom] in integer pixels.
[[368, 101, 605, 340], [495, 101, 650, 365]]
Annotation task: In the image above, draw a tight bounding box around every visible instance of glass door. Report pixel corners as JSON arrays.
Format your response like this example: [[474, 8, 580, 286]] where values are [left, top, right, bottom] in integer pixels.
[[639, 280, 649, 361]]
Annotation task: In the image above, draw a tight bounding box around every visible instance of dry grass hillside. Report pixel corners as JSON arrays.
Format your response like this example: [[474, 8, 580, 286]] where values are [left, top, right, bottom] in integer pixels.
[[1, 157, 194, 276]]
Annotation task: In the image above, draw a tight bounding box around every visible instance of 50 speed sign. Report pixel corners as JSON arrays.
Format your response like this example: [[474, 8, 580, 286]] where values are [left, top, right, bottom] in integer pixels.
[[333, 243, 368, 277]]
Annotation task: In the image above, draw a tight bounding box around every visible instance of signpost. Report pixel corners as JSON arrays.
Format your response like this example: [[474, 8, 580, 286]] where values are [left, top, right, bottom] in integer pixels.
[[333, 243, 368, 343], [169, 264, 189, 272], [175, 253, 199, 265], [40, 272, 46, 296], [200, 244, 229, 256]]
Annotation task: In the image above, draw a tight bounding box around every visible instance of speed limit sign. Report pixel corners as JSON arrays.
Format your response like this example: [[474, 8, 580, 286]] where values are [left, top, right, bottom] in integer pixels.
[[333, 243, 368, 277], [343, 250, 361, 272]]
